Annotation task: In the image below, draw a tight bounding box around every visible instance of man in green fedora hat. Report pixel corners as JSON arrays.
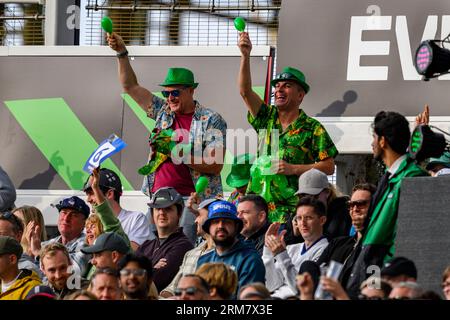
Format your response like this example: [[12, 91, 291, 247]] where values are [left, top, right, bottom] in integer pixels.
[[226, 154, 254, 206], [107, 33, 227, 245], [237, 32, 338, 237]]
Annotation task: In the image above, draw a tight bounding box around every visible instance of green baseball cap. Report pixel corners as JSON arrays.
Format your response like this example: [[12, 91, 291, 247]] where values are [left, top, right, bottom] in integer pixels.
[[159, 67, 199, 88], [0, 236, 23, 258], [226, 154, 254, 188], [271, 66, 310, 94]]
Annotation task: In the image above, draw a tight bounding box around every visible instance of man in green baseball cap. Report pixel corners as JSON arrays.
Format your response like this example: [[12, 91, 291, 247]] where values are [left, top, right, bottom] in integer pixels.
[[237, 32, 338, 238], [107, 32, 228, 245]]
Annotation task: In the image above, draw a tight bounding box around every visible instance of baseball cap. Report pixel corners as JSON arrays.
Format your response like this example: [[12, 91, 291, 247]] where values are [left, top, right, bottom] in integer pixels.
[[148, 187, 184, 209], [0, 236, 23, 258], [55, 196, 90, 218], [83, 168, 122, 194], [26, 285, 56, 300], [295, 168, 329, 195], [202, 200, 243, 234], [81, 232, 129, 254], [381, 257, 418, 279]]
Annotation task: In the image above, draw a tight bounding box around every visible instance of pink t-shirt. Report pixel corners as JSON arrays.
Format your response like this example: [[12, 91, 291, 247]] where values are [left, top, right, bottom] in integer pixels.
[[152, 112, 195, 196]]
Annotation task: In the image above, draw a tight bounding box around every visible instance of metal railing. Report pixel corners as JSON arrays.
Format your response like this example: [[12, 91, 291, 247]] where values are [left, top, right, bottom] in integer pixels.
[[84, 0, 281, 46]]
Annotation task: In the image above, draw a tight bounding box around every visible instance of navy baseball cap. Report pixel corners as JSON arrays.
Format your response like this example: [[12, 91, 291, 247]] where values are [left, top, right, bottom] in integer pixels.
[[55, 196, 90, 218], [202, 200, 243, 234]]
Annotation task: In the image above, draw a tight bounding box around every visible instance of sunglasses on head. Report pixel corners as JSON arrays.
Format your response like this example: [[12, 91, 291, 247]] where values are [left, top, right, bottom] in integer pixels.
[[347, 199, 370, 209], [275, 72, 294, 81], [174, 287, 201, 296], [161, 87, 187, 98]]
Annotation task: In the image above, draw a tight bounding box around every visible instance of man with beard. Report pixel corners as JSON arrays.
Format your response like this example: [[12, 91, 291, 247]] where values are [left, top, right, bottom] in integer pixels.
[[237, 194, 270, 255], [196, 200, 265, 292], [347, 111, 427, 292], [81, 232, 130, 272], [40, 242, 88, 299], [118, 253, 156, 300]]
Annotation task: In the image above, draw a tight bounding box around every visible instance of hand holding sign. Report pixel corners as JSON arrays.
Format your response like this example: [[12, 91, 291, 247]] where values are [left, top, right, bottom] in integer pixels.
[[83, 134, 127, 173]]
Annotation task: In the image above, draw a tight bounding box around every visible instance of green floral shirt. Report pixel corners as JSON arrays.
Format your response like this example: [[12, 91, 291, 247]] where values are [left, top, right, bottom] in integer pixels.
[[248, 104, 338, 222]]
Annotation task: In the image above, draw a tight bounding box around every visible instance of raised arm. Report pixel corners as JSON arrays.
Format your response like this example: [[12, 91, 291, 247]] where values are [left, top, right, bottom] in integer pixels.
[[107, 32, 153, 112], [238, 32, 264, 117]]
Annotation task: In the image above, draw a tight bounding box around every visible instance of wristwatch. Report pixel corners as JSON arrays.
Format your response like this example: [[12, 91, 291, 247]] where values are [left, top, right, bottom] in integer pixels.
[[116, 49, 128, 58]]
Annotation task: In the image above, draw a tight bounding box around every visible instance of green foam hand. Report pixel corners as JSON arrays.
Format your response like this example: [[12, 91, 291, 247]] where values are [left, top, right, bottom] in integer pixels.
[[195, 176, 208, 193], [101, 16, 113, 34], [234, 17, 246, 32]]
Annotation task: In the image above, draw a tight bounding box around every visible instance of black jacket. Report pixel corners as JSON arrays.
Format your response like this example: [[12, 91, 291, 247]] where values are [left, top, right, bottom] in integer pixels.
[[243, 222, 270, 256], [136, 228, 193, 292]]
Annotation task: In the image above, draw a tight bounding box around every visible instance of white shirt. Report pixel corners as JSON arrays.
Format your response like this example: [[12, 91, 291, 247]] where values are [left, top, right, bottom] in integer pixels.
[[387, 154, 407, 178], [435, 168, 450, 176], [1, 270, 22, 294], [118, 209, 151, 245], [263, 237, 329, 299]]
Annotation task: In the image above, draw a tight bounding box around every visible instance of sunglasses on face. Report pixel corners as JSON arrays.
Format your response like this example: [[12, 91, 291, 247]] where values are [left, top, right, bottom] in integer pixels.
[[174, 287, 202, 296], [347, 200, 370, 209], [161, 88, 187, 98], [120, 268, 147, 277]]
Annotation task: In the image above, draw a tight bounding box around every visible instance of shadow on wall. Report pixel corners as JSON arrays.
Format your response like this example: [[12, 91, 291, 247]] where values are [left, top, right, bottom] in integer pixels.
[[18, 150, 83, 190], [316, 90, 358, 117]]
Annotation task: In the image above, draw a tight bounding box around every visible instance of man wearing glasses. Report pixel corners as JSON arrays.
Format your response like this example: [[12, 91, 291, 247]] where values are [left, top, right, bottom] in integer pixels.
[[175, 274, 210, 300], [107, 33, 227, 246], [238, 32, 338, 233], [117, 253, 157, 300], [315, 183, 376, 299]]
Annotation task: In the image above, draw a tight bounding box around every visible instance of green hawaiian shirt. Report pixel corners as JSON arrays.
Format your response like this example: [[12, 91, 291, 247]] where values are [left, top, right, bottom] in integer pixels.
[[247, 104, 338, 222]]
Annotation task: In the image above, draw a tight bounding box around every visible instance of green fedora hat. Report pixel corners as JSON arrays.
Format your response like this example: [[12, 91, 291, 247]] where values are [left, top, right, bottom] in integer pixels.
[[226, 154, 255, 188], [159, 67, 199, 88], [271, 66, 310, 94]]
